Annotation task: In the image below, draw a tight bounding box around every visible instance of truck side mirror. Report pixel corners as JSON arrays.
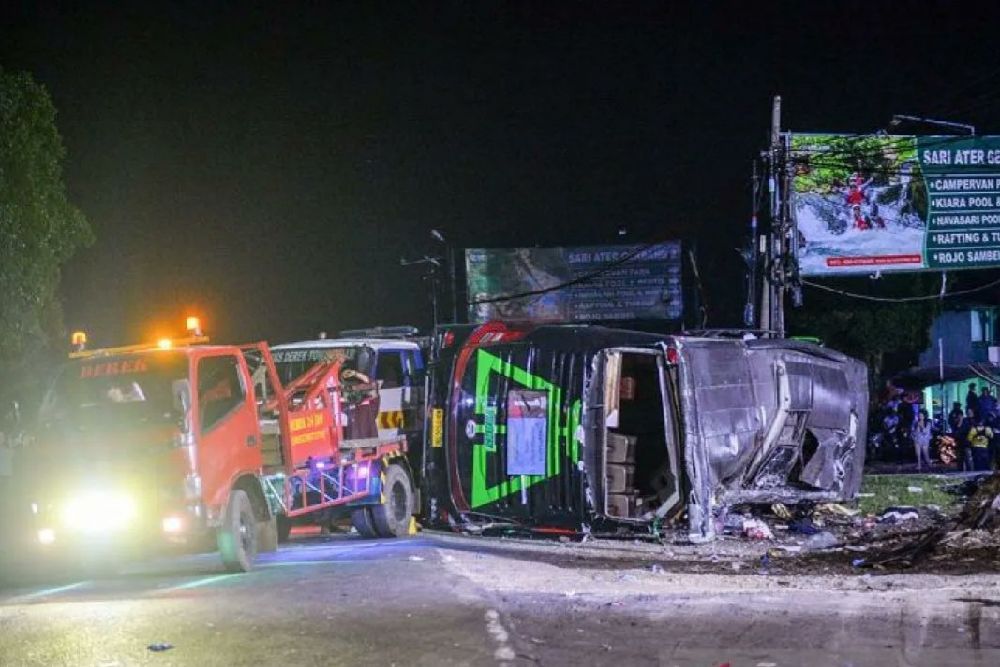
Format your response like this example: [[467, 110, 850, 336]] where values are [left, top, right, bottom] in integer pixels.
[[172, 379, 192, 433]]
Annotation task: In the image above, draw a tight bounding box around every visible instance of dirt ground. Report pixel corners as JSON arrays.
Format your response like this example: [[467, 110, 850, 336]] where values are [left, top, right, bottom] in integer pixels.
[[433, 472, 1000, 578]]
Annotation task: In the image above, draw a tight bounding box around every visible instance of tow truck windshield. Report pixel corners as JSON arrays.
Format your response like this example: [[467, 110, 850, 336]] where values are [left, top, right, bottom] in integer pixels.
[[39, 353, 188, 427], [272, 346, 372, 386]]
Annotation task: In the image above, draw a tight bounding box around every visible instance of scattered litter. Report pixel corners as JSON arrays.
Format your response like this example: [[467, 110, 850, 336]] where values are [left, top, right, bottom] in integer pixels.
[[618, 573, 637, 583], [774, 545, 802, 553], [844, 545, 869, 553], [879, 510, 919, 524], [787, 517, 820, 535], [147, 643, 173, 652], [851, 558, 866, 568], [815, 503, 859, 517], [742, 518, 774, 540], [649, 563, 664, 574], [857, 492, 875, 498], [722, 513, 749, 534], [907, 486, 925, 494], [770, 503, 792, 520], [407, 555, 425, 562], [801, 531, 840, 551], [731, 561, 742, 571]]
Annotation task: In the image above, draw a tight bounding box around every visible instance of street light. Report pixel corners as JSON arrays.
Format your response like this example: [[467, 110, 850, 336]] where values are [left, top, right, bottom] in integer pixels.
[[889, 114, 976, 136]]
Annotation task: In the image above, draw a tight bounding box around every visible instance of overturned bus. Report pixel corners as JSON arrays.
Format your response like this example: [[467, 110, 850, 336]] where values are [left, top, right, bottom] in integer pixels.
[[420, 321, 868, 541]]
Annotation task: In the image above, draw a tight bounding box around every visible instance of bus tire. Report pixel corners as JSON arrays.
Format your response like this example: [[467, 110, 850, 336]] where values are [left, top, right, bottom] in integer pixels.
[[371, 463, 414, 538], [218, 490, 258, 572], [350, 507, 377, 538]]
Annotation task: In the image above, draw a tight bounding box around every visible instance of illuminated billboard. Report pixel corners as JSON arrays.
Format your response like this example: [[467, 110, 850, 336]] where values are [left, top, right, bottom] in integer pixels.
[[465, 243, 682, 323], [791, 134, 1000, 275]]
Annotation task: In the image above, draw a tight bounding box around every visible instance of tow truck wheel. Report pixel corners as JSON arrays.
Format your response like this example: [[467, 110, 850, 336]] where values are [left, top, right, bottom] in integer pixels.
[[218, 490, 258, 572], [350, 507, 377, 538], [276, 514, 292, 543], [258, 515, 278, 553], [371, 463, 414, 538]]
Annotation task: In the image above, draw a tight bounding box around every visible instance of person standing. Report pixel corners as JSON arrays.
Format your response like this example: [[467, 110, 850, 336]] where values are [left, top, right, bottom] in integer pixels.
[[912, 410, 933, 471], [966, 383, 980, 417], [967, 417, 995, 471], [957, 408, 975, 470], [948, 401, 964, 433], [978, 386, 997, 421]]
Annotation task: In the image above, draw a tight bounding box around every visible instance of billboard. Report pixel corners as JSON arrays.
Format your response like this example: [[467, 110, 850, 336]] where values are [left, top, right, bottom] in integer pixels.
[[466, 243, 683, 323], [791, 134, 1000, 275]]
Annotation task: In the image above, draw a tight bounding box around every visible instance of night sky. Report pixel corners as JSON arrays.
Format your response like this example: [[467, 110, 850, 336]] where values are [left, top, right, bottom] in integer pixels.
[[4, 2, 1000, 346]]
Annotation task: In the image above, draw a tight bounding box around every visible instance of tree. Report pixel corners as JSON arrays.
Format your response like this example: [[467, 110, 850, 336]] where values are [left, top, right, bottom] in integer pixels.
[[787, 274, 938, 399], [0, 68, 93, 393]]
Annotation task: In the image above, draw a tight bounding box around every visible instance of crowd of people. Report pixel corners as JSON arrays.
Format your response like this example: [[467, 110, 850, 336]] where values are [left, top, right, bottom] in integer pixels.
[[871, 382, 1000, 471]]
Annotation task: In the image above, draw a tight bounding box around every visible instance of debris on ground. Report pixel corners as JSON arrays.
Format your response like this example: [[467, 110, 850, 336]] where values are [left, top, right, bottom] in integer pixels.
[[147, 643, 174, 652], [770, 503, 792, 520], [742, 518, 773, 541], [879, 507, 920, 524], [787, 517, 820, 535], [801, 531, 840, 551], [860, 472, 1000, 569]]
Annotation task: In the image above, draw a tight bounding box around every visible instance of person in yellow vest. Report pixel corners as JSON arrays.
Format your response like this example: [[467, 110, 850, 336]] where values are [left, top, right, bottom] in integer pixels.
[[967, 418, 994, 471]]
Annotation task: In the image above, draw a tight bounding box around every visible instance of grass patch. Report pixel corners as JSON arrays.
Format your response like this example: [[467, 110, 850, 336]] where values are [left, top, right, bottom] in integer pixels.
[[858, 474, 959, 515]]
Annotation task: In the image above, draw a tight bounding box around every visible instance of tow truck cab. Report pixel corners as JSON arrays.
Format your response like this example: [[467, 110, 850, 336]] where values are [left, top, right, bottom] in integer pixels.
[[25, 342, 277, 569], [270, 333, 426, 446], [20, 330, 417, 573]]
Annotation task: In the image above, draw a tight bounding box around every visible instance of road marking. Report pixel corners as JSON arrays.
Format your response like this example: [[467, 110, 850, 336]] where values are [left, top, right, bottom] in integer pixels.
[[5, 581, 87, 603], [259, 560, 367, 567], [484, 609, 516, 663], [171, 574, 239, 590]]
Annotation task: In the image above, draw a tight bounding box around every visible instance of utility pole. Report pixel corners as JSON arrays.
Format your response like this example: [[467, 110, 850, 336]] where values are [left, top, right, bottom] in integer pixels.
[[760, 95, 783, 336]]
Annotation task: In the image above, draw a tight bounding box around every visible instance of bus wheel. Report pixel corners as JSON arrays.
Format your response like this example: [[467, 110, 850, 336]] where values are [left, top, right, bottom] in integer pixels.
[[218, 490, 257, 572], [372, 463, 414, 538]]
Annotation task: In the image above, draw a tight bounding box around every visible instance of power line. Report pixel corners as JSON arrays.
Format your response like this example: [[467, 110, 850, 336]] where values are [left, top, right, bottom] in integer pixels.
[[466, 241, 675, 306], [801, 276, 1000, 303]]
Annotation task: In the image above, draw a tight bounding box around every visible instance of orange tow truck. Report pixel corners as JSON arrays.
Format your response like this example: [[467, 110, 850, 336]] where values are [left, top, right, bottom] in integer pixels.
[[21, 319, 416, 572]]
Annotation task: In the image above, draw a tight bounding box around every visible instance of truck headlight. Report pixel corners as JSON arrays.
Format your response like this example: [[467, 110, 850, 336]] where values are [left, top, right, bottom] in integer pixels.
[[59, 491, 138, 533]]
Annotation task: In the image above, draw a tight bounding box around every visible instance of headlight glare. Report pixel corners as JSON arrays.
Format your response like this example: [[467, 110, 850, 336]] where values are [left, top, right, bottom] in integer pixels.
[[59, 491, 138, 533]]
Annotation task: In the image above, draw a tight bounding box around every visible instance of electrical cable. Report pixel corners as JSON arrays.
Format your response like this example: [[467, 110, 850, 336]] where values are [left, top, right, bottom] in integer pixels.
[[801, 276, 1000, 303], [466, 240, 675, 305]]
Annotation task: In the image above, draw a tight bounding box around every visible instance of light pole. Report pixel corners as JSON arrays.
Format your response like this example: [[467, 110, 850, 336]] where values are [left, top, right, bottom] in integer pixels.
[[889, 114, 976, 136], [400, 255, 442, 328]]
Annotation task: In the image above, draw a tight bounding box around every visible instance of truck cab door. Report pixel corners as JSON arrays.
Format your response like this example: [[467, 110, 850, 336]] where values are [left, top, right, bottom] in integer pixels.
[[193, 352, 261, 520]]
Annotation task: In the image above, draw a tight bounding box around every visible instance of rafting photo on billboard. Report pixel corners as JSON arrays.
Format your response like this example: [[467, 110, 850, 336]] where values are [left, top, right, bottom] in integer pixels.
[[791, 134, 928, 275]]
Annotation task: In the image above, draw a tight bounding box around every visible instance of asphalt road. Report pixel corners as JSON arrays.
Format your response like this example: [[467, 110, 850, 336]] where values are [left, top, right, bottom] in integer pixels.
[[1, 532, 999, 667]]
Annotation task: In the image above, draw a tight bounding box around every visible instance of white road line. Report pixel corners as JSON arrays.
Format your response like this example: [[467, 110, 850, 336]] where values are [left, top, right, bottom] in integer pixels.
[[484, 609, 516, 663], [170, 574, 240, 590], [3, 581, 88, 604]]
